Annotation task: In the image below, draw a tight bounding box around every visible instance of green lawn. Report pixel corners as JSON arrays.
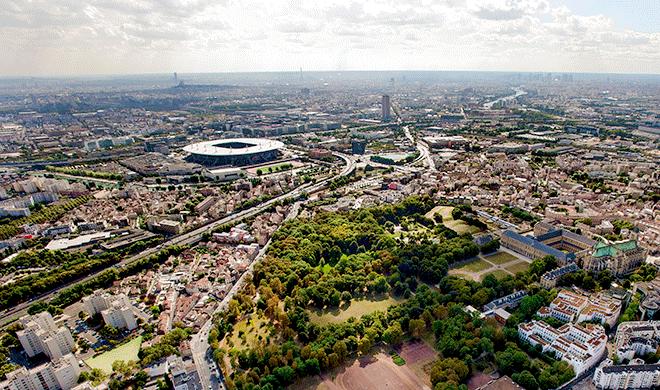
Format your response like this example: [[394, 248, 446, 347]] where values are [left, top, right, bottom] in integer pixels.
[[85, 336, 142, 374], [451, 273, 474, 281], [309, 294, 404, 326], [222, 314, 275, 350], [446, 219, 481, 234], [505, 262, 531, 274], [484, 252, 518, 265], [321, 264, 333, 275], [453, 259, 491, 273], [481, 270, 509, 280], [425, 206, 454, 221]]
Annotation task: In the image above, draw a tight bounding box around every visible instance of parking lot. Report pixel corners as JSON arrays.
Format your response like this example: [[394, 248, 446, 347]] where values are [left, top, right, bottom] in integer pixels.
[[65, 316, 108, 359]]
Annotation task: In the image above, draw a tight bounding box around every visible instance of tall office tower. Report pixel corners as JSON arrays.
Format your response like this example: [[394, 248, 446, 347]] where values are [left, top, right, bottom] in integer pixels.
[[382, 94, 391, 120]]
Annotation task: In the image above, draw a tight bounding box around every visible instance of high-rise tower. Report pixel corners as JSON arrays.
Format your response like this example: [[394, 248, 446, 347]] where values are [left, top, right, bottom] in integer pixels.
[[382, 94, 391, 120]]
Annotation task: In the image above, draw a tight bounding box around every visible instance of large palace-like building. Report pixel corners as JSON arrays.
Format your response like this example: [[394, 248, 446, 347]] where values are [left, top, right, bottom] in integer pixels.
[[501, 221, 646, 278], [582, 240, 647, 278]]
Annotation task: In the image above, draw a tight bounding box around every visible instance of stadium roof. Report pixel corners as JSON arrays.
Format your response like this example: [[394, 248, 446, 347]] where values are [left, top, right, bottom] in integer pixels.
[[183, 138, 284, 157]]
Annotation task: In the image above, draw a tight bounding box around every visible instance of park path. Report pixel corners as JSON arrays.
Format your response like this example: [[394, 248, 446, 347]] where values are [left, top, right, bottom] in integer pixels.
[[448, 247, 532, 282]]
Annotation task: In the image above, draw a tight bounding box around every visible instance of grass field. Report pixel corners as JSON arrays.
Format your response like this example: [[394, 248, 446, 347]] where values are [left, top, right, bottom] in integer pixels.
[[505, 262, 531, 274], [451, 273, 473, 281], [309, 294, 404, 326], [446, 220, 481, 234], [84, 336, 142, 374], [222, 314, 274, 350], [453, 259, 491, 273], [321, 264, 333, 275], [482, 270, 509, 280], [247, 161, 304, 174], [484, 252, 518, 265], [425, 206, 454, 221]]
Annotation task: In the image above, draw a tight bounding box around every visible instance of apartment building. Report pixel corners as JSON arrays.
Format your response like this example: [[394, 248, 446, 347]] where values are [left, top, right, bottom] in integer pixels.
[[82, 290, 137, 330], [16, 312, 75, 359], [537, 290, 621, 327], [0, 354, 81, 390], [614, 322, 660, 361], [541, 263, 580, 289], [594, 359, 660, 389], [518, 320, 606, 375]]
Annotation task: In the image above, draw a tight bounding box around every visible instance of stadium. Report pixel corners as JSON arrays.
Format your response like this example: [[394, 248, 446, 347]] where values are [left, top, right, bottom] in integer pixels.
[[183, 138, 284, 167]]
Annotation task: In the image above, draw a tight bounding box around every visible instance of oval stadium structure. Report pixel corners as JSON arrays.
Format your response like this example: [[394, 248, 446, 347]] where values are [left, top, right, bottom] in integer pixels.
[[183, 138, 284, 167]]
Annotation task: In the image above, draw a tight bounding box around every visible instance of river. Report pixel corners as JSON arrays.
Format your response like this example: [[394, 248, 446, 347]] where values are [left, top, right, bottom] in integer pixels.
[[483, 86, 527, 109]]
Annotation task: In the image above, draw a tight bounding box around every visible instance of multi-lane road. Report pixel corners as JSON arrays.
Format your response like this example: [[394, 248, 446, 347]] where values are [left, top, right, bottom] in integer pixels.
[[0, 154, 353, 327]]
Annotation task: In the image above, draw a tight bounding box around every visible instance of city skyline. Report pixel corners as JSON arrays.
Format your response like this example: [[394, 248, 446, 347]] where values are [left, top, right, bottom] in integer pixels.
[[1, 0, 659, 77]]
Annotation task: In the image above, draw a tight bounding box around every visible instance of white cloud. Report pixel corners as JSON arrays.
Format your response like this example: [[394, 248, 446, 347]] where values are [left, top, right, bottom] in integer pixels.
[[0, 0, 659, 75]]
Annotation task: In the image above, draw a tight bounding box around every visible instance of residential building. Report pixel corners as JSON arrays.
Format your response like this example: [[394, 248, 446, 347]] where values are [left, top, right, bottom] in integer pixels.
[[194, 197, 216, 213], [82, 290, 137, 330], [614, 322, 660, 361], [537, 291, 621, 327], [308, 149, 332, 158], [16, 312, 75, 359], [594, 359, 660, 389], [0, 354, 81, 390], [483, 290, 527, 312], [158, 220, 182, 235], [541, 263, 580, 289], [170, 357, 203, 390], [518, 320, 607, 375]]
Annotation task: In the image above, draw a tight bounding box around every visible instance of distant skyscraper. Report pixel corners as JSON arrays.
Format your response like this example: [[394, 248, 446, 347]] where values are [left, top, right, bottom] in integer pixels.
[[382, 94, 391, 120], [352, 140, 366, 155]]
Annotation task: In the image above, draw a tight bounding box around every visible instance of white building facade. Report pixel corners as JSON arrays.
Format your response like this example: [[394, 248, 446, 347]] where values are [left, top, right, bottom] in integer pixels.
[[0, 354, 80, 390], [16, 312, 75, 359]]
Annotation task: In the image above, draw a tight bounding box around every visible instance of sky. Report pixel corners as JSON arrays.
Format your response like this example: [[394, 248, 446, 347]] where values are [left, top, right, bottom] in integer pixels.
[[0, 0, 659, 76]]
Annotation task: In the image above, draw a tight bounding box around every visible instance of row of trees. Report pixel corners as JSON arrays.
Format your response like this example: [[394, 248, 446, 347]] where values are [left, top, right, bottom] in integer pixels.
[[45, 165, 124, 181], [0, 195, 92, 240], [501, 205, 537, 223], [27, 245, 190, 316]]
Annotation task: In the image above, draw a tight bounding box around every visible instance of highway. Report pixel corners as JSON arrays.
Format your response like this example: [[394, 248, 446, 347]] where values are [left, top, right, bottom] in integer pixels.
[[0, 155, 350, 327], [403, 125, 436, 172]]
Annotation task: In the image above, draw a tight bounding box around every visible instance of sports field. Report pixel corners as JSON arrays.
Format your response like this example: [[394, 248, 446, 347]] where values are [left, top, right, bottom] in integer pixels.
[[84, 336, 142, 374], [294, 349, 430, 390]]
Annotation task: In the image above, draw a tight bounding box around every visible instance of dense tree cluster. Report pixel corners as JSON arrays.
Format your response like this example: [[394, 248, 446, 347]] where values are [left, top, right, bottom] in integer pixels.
[[139, 327, 190, 365], [451, 206, 487, 231], [0, 250, 121, 312], [501, 205, 537, 223], [480, 239, 500, 254], [207, 197, 576, 390]]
